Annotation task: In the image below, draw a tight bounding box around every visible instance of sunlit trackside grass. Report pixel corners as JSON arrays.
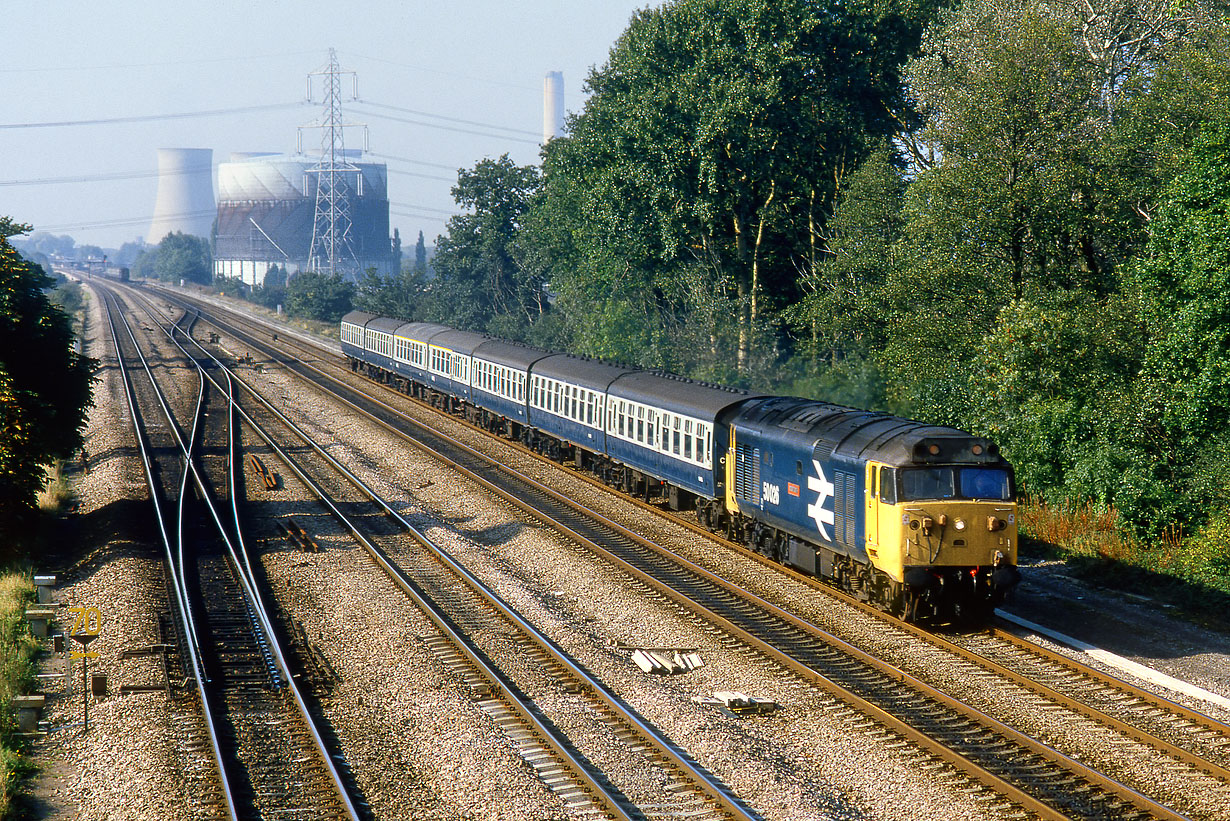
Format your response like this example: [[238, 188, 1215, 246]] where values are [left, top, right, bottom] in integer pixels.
[[35, 462, 75, 515], [1019, 495, 1230, 623], [0, 571, 37, 817]]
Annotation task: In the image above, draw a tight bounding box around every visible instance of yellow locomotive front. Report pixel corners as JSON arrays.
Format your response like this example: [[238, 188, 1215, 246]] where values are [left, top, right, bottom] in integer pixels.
[[864, 442, 1020, 623]]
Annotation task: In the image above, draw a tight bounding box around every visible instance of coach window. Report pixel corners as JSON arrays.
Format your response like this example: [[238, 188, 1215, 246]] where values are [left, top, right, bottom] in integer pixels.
[[636, 407, 644, 442], [617, 401, 626, 436], [683, 420, 693, 460], [646, 412, 656, 447], [672, 417, 682, 455]]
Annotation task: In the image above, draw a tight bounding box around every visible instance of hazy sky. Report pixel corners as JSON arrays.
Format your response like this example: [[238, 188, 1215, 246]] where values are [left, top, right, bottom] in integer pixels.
[[3, 1, 652, 249]]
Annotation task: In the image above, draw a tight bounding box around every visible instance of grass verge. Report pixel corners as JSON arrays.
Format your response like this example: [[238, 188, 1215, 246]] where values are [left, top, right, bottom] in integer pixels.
[[1020, 496, 1230, 629], [0, 571, 37, 818], [36, 462, 74, 516]]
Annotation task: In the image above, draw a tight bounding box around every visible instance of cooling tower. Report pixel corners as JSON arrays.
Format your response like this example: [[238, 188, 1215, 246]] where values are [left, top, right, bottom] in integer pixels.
[[543, 71, 564, 143], [148, 148, 216, 243]]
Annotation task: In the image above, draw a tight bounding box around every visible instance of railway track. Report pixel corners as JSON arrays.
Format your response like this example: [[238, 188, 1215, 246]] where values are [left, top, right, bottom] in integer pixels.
[[96, 283, 365, 821], [149, 284, 1230, 819], [147, 287, 762, 821]]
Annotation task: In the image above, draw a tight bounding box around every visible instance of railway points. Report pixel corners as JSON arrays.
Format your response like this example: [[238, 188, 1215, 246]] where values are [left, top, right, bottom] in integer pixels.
[[151, 284, 1230, 821], [42, 276, 1230, 821]]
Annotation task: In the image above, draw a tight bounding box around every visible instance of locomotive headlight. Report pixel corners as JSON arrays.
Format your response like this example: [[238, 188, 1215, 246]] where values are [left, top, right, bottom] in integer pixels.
[[954, 518, 967, 532]]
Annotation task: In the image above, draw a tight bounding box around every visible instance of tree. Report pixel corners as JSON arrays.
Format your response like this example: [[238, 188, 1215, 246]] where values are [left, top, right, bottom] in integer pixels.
[[153, 232, 211, 285], [1127, 121, 1230, 531], [787, 146, 905, 407], [429, 155, 543, 334], [414, 231, 428, 276], [0, 217, 96, 543], [283, 271, 355, 323], [534, 0, 934, 373]]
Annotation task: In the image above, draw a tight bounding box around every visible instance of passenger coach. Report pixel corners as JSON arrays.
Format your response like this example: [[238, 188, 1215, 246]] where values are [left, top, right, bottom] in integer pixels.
[[339, 310, 1021, 623]]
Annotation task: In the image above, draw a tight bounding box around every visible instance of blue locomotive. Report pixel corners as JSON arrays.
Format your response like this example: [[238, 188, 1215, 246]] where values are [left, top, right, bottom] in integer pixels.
[[341, 311, 1020, 622]]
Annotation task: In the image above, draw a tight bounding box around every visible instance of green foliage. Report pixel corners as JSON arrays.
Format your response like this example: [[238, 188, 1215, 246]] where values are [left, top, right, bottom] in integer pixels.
[[531, 0, 932, 373], [354, 266, 427, 320], [1125, 121, 1230, 531], [0, 571, 37, 816], [0, 222, 97, 544], [430, 155, 544, 335], [413, 230, 428, 276], [153, 232, 211, 285], [128, 232, 212, 285], [283, 271, 355, 323], [46, 278, 84, 318], [967, 291, 1145, 504]]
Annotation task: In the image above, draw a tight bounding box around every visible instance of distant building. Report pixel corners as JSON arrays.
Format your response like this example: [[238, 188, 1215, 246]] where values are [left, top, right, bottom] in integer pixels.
[[149, 148, 216, 243], [543, 71, 564, 143], [213, 151, 394, 286]]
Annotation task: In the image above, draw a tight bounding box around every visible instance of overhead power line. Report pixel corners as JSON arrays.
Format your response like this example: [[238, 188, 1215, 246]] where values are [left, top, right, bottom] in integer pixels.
[[389, 200, 458, 216], [0, 165, 215, 187], [346, 52, 535, 93], [365, 151, 459, 172], [385, 168, 454, 183], [0, 101, 303, 130], [356, 100, 540, 138], [0, 49, 320, 74], [33, 208, 218, 234], [390, 209, 450, 224], [351, 105, 539, 145]]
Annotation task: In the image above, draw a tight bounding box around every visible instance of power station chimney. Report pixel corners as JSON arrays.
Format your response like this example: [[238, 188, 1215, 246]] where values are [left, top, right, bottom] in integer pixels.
[[149, 148, 216, 243], [543, 71, 564, 143]]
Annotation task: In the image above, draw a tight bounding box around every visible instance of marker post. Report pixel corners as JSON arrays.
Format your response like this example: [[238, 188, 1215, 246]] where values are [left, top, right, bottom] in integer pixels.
[[68, 607, 102, 731]]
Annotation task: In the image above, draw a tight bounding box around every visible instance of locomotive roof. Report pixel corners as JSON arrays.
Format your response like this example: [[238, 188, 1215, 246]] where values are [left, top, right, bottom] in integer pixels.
[[735, 396, 1004, 466], [609, 371, 755, 420]]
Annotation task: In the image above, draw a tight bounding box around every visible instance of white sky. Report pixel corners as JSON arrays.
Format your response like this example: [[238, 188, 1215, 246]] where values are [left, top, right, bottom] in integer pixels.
[[2, 1, 652, 249]]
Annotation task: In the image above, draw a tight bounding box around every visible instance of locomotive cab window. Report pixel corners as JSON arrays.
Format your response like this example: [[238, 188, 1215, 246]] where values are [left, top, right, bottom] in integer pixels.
[[879, 468, 897, 504], [898, 466, 1012, 501], [900, 467, 955, 500], [958, 467, 1013, 500]]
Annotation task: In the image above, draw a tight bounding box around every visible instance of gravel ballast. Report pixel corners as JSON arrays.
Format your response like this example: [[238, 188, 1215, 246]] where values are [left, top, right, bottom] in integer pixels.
[[27, 285, 1230, 821]]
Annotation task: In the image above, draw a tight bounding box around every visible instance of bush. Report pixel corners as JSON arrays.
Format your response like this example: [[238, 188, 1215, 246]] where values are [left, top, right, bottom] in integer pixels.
[[0, 571, 37, 815]]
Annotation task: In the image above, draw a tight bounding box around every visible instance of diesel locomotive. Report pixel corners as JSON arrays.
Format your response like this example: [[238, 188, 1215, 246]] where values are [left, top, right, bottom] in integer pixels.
[[341, 311, 1020, 623]]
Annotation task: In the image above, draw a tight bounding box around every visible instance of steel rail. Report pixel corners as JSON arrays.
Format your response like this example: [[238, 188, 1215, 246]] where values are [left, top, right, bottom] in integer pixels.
[[161, 303, 755, 821], [93, 286, 239, 821], [153, 285, 1214, 818], [222, 395, 643, 821], [990, 625, 1230, 736], [114, 289, 363, 821]]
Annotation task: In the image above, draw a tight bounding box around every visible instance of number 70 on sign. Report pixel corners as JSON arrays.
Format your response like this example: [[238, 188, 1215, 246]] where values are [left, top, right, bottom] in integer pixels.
[[68, 606, 103, 660]]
